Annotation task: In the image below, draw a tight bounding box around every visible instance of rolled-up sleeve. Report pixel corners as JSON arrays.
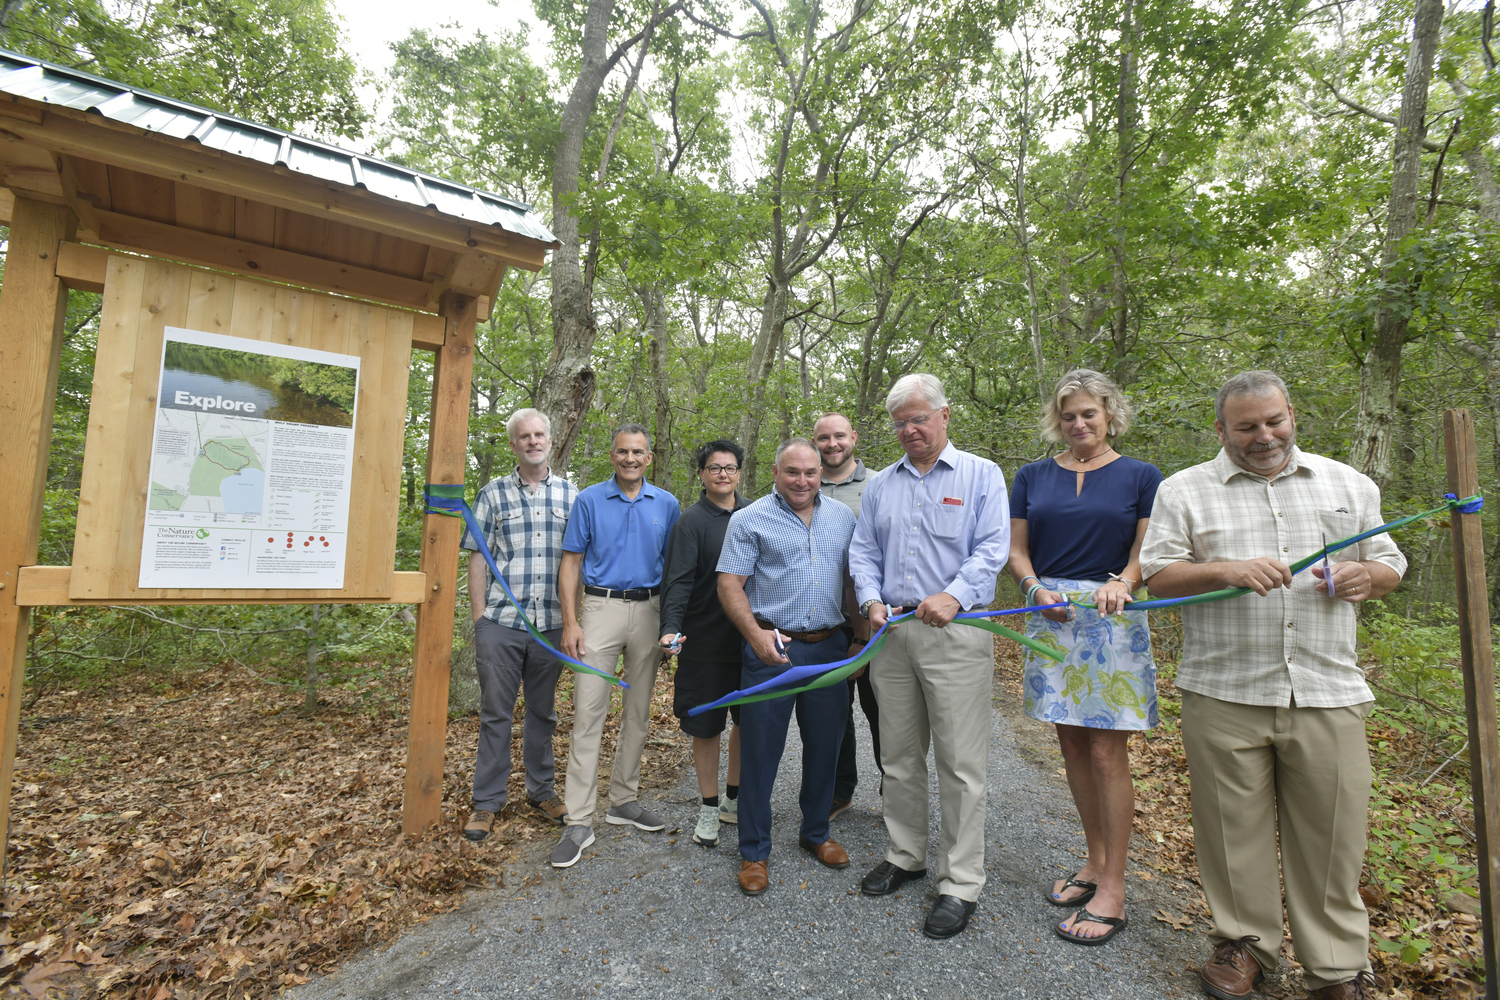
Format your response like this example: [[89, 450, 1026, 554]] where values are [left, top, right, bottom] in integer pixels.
[[1357, 478, 1408, 578], [1139, 480, 1193, 581], [944, 465, 1010, 608], [849, 485, 885, 607]]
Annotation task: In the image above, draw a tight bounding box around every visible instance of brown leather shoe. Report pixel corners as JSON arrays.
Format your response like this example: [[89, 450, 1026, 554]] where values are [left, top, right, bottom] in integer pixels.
[[739, 860, 769, 895], [528, 796, 567, 825], [1199, 936, 1264, 1000], [1308, 972, 1380, 999], [799, 837, 850, 869], [463, 809, 495, 842]]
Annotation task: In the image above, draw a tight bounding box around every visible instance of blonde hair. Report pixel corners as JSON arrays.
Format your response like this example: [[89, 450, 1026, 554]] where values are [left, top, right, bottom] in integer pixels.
[[1039, 369, 1135, 443]]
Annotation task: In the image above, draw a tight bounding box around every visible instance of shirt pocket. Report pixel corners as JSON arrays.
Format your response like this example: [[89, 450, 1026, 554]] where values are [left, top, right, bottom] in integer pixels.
[[1316, 509, 1361, 560], [924, 502, 967, 540]]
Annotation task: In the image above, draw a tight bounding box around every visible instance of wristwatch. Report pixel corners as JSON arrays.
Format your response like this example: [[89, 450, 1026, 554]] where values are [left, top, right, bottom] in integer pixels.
[[859, 598, 881, 618]]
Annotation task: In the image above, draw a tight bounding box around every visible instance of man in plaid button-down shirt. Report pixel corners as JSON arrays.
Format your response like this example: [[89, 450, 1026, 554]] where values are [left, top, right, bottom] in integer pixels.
[[460, 408, 578, 842], [1141, 371, 1406, 1000]]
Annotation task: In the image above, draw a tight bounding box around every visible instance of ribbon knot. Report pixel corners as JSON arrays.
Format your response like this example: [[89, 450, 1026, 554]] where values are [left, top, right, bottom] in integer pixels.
[[1444, 492, 1485, 514]]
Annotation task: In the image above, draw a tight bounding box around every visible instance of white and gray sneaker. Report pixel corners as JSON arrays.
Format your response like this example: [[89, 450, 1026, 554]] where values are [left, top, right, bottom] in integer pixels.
[[549, 825, 595, 868], [719, 796, 739, 825], [605, 801, 666, 831], [691, 803, 720, 848]]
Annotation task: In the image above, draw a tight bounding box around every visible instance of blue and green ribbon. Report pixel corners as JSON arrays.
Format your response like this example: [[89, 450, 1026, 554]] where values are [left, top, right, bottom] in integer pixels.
[[425, 485, 628, 688], [691, 493, 1483, 713]]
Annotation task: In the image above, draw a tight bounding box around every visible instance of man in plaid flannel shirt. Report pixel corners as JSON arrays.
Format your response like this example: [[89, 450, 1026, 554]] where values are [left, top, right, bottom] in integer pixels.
[[461, 408, 578, 842]]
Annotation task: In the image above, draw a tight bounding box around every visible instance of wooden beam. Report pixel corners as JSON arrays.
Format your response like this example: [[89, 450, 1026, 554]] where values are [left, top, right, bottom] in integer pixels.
[[403, 291, 477, 834], [92, 210, 437, 311], [411, 313, 445, 350], [1444, 408, 1500, 999], [0, 187, 12, 225], [0, 103, 552, 270], [57, 241, 446, 346], [0, 197, 75, 884], [55, 240, 106, 292], [13, 566, 429, 605]]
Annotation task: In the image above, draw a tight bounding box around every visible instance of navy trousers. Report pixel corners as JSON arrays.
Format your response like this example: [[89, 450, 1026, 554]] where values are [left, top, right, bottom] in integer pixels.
[[737, 633, 849, 862]]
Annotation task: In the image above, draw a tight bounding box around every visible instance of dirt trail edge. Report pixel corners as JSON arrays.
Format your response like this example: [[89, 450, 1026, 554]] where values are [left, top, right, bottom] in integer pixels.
[[295, 693, 1206, 1000]]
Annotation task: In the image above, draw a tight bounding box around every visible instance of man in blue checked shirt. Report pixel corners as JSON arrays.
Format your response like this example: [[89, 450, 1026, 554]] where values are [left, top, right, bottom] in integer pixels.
[[550, 424, 681, 869], [460, 408, 578, 843], [717, 438, 857, 896], [849, 373, 1011, 940]]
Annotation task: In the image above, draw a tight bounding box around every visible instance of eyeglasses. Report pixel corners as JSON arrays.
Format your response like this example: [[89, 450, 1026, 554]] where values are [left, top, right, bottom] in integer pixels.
[[890, 408, 942, 432], [704, 464, 740, 475]]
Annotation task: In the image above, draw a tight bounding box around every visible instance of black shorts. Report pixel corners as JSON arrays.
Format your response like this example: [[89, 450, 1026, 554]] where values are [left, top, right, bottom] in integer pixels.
[[673, 656, 743, 739]]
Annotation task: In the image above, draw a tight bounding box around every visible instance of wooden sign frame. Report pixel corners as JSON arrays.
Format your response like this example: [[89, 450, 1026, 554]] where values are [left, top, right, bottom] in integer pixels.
[[65, 252, 413, 602]]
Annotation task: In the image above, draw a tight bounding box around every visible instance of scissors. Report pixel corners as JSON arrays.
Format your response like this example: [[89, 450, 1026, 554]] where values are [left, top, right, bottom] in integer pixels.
[[1321, 531, 1336, 598], [661, 632, 685, 655]]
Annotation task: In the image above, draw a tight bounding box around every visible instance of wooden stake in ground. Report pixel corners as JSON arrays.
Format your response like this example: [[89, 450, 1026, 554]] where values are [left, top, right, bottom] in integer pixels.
[[1443, 407, 1500, 1000], [0, 198, 76, 886], [403, 290, 480, 833]]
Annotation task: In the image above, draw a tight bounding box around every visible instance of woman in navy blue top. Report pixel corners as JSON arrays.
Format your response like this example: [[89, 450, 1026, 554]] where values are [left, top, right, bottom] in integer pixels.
[[1007, 369, 1163, 947]]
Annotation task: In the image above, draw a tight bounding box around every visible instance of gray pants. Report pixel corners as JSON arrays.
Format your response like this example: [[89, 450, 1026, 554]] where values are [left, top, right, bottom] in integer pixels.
[[473, 617, 564, 812]]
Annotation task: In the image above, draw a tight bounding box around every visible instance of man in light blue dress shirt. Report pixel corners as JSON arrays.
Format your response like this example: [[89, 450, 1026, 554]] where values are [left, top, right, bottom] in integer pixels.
[[717, 439, 857, 896], [848, 373, 1011, 940]]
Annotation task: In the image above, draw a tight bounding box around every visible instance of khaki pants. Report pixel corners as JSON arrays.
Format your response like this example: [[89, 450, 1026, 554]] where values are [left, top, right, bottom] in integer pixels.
[[868, 620, 993, 902], [562, 594, 661, 827], [1180, 691, 1373, 990]]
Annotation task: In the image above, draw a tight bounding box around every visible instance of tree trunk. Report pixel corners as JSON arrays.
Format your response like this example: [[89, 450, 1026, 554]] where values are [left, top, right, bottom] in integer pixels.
[[738, 281, 789, 493], [643, 284, 672, 490], [1352, 0, 1444, 489], [302, 605, 323, 715], [1110, 0, 1137, 372]]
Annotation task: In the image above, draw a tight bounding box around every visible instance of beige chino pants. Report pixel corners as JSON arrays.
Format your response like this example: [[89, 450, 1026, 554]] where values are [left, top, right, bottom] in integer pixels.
[[562, 593, 661, 827], [868, 619, 993, 902], [1180, 691, 1374, 990]]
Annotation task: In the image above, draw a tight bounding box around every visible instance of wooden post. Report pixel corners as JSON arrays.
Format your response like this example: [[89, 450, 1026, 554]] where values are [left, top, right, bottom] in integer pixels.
[[1443, 407, 1500, 999], [402, 291, 477, 833], [0, 197, 75, 883]]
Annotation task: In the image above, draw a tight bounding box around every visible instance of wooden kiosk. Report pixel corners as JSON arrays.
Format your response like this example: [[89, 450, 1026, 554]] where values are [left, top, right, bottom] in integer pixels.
[[0, 51, 558, 874]]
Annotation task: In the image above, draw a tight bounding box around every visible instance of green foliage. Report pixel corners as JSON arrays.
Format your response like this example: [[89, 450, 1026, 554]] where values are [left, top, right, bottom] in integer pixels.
[[0, 0, 368, 139]]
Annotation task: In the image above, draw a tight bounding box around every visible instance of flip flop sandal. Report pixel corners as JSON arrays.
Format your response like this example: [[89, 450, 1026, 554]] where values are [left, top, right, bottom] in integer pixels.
[[1055, 907, 1128, 946], [1045, 876, 1098, 907]]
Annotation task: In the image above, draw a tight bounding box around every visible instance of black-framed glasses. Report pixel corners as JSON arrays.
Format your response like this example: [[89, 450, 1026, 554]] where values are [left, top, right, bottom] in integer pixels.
[[704, 464, 740, 475]]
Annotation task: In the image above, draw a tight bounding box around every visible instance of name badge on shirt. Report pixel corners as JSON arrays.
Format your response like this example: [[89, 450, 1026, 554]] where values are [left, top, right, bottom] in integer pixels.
[[942, 497, 964, 506]]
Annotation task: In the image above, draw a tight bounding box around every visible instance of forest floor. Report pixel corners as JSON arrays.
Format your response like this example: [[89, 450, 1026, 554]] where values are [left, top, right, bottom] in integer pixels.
[[0, 628, 1485, 998]]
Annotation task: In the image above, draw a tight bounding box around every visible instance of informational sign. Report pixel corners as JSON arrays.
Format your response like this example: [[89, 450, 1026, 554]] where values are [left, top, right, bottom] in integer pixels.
[[138, 327, 360, 589]]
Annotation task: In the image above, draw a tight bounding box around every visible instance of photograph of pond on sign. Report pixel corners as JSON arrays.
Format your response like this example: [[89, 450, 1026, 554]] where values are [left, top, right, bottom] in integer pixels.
[[159, 340, 358, 428]]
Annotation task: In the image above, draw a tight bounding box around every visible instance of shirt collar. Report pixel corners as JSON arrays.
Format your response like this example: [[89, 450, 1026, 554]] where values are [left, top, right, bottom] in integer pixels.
[[604, 475, 659, 500], [821, 458, 868, 486], [696, 490, 744, 515], [1213, 445, 1309, 484], [896, 441, 959, 477], [510, 465, 553, 488]]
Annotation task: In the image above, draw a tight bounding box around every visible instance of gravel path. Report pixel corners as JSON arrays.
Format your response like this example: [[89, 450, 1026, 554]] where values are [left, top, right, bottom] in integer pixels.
[[297, 696, 1206, 1000]]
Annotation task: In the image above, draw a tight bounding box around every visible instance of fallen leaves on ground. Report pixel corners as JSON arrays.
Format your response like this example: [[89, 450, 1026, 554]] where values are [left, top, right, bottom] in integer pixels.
[[1, 663, 682, 998]]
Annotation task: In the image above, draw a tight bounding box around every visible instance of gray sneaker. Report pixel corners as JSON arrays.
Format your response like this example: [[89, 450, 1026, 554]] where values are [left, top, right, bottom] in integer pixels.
[[691, 803, 720, 848], [719, 796, 739, 825], [549, 825, 595, 868], [605, 801, 666, 831]]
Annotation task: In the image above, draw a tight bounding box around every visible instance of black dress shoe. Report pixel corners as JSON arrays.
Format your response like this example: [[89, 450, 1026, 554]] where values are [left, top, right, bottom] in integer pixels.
[[860, 860, 927, 896], [922, 894, 977, 939]]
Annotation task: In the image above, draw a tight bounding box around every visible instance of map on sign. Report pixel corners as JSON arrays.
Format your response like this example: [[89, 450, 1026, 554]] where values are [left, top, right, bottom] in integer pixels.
[[147, 411, 270, 515], [139, 326, 359, 590]]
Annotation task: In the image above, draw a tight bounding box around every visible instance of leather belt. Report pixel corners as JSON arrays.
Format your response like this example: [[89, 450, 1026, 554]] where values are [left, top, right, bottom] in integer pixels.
[[584, 585, 659, 601], [755, 619, 837, 644]]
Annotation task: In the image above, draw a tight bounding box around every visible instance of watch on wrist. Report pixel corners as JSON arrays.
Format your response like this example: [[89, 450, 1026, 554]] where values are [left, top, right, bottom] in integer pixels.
[[859, 598, 881, 618]]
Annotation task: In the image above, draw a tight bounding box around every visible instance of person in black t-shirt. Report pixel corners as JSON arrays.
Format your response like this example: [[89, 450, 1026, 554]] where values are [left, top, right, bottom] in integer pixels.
[[660, 440, 748, 849]]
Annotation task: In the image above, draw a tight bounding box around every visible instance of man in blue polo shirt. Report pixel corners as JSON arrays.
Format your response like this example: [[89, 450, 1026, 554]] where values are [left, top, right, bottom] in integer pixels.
[[551, 423, 682, 869], [717, 438, 856, 895]]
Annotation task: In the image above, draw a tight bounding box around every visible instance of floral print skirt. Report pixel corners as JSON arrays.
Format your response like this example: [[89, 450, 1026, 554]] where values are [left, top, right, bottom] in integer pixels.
[[1022, 575, 1158, 731]]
